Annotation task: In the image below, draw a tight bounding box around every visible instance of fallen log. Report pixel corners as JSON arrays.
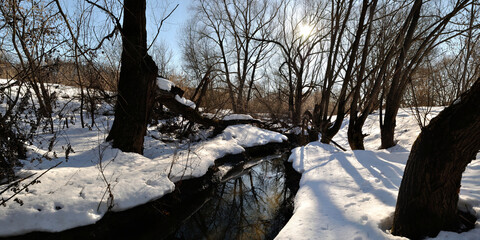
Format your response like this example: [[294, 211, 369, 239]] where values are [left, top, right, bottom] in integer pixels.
[[154, 84, 263, 133]]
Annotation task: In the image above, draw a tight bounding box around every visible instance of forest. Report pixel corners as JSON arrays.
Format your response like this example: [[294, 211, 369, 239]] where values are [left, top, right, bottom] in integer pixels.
[[0, 0, 479, 239]]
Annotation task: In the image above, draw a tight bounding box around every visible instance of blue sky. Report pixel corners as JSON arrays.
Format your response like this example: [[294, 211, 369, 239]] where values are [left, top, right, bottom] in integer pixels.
[[146, 0, 193, 70], [59, 0, 193, 70]]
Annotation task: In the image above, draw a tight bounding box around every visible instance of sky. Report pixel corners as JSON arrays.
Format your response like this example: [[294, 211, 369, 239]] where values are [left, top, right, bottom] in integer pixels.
[[146, 0, 193, 70], [59, 0, 193, 71]]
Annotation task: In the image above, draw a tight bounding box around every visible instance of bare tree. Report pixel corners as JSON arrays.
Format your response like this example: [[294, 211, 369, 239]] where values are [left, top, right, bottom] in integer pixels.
[[151, 40, 173, 77], [380, 0, 471, 149], [261, 0, 328, 126], [0, 0, 63, 132], [192, 0, 278, 114], [347, 0, 380, 150], [181, 18, 224, 112], [346, 0, 414, 150]]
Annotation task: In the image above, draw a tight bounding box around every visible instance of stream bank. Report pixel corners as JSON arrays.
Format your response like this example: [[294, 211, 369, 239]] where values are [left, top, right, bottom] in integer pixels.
[[4, 141, 300, 240]]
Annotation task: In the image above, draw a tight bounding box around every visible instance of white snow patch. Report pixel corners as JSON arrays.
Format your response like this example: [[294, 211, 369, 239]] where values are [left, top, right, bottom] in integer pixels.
[[223, 114, 254, 121], [174, 95, 196, 109], [0, 143, 175, 236], [156, 77, 174, 91], [223, 124, 287, 147]]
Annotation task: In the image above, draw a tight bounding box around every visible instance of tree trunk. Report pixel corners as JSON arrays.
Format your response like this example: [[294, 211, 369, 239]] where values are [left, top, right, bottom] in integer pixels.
[[392, 78, 480, 239], [380, 99, 400, 149], [347, 0, 377, 150], [380, 0, 422, 149], [347, 121, 366, 150], [106, 0, 158, 154], [293, 73, 303, 126]]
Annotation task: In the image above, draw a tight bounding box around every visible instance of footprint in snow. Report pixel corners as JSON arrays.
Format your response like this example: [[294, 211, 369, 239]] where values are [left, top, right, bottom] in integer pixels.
[[361, 215, 368, 224], [359, 197, 371, 202], [346, 193, 356, 198], [33, 205, 43, 212], [344, 202, 356, 208], [54, 202, 64, 210]]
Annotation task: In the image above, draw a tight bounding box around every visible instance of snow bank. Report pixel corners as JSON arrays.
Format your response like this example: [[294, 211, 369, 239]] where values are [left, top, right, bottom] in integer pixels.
[[152, 124, 288, 182], [223, 114, 254, 121], [278, 142, 407, 239], [0, 122, 286, 236], [277, 110, 480, 240], [0, 143, 175, 236]]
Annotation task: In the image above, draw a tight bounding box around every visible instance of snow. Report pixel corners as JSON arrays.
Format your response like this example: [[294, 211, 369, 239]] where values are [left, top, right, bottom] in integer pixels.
[[223, 114, 254, 121], [276, 108, 480, 240], [146, 125, 287, 182], [0, 79, 287, 236], [155, 77, 196, 109], [156, 77, 173, 91], [223, 124, 287, 148], [2, 77, 479, 239], [1, 145, 175, 234], [278, 143, 407, 239], [174, 94, 196, 109]]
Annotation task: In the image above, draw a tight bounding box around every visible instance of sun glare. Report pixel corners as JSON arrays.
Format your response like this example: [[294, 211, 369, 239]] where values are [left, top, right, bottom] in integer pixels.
[[298, 23, 314, 38]]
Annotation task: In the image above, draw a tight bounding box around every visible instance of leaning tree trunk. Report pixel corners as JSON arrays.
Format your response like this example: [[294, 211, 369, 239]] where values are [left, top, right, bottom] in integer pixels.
[[106, 0, 158, 154], [392, 78, 480, 239]]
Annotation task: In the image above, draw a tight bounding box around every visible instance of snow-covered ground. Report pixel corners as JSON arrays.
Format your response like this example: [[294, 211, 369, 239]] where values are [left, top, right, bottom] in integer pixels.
[[0, 79, 287, 236], [1, 77, 479, 239], [276, 108, 480, 240], [0, 123, 286, 236]]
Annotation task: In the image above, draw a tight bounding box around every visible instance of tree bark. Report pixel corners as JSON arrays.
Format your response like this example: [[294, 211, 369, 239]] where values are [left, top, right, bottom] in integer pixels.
[[106, 0, 158, 154], [321, 0, 359, 144], [392, 78, 480, 239], [347, 121, 366, 150]]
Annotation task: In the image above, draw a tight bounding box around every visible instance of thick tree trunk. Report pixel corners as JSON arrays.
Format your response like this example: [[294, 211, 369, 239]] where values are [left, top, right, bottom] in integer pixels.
[[392, 78, 480, 239], [106, 0, 158, 154], [347, 121, 366, 150], [380, 100, 400, 149]]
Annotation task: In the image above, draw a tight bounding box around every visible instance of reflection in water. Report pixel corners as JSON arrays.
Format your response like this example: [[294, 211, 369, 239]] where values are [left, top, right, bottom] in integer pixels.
[[173, 155, 293, 240]]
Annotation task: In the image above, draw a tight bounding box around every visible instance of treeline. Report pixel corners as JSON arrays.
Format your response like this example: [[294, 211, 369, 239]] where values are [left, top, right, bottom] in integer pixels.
[[180, 0, 479, 149]]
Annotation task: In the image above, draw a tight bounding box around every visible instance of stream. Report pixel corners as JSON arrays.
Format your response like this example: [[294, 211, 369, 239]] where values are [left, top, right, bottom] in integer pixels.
[[6, 147, 300, 240], [171, 153, 297, 239]]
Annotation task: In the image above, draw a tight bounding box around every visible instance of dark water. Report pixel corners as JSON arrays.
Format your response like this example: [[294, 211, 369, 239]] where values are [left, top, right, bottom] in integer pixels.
[[171, 154, 296, 240]]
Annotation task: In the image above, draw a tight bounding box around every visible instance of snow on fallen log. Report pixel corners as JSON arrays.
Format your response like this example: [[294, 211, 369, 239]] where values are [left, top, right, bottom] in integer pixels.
[[154, 77, 263, 131]]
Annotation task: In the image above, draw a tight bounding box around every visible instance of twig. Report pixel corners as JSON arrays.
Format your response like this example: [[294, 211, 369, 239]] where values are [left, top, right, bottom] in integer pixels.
[[0, 161, 62, 206], [0, 173, 36, 196], [147, 4, 179, 51], [324, 136, 347, 152], [96, 144, 117, 212]]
